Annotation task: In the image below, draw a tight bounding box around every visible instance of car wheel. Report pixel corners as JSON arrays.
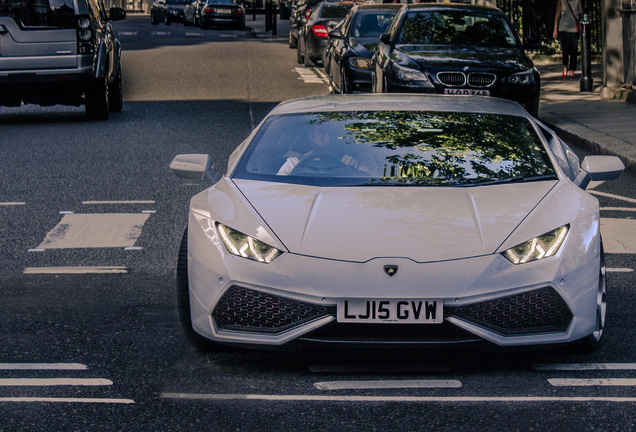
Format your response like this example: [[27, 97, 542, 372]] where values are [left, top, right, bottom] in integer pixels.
[[85, 72, 109, 121], [289, 32, 297, 48], [340, 65, 350, 94], [108, 63, 123, 113], [151, 12, 159, 24], [177, 228, 217, 351], [296, 39, 304, 64], [164, 12, 171, 25], [304, 52, 314, 67], [572, 242, 607, 353], [184, 15, 191, 26]]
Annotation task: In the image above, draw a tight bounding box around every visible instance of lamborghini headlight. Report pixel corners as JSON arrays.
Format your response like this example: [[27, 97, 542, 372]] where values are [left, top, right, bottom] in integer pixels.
[[503, 225, 569, 264], [217, 223, 282, 263]]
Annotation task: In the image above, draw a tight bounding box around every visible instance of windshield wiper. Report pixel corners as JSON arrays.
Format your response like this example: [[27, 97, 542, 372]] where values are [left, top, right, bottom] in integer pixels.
[[465, 174, 558, 187]]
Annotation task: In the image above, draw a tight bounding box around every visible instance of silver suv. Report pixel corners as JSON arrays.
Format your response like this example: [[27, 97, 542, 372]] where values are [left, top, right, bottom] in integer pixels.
[[0, 0, 126, 120]]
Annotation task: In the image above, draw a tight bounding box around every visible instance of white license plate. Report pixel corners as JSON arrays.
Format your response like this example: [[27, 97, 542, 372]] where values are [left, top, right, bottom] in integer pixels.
[[443, 89, 490, 96], [337, 299, 443, 324], [217, 8, 231, 13]]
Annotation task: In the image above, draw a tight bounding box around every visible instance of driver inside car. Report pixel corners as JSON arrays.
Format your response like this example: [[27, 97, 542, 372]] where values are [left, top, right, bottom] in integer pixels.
[[277, 125, 364, 175]]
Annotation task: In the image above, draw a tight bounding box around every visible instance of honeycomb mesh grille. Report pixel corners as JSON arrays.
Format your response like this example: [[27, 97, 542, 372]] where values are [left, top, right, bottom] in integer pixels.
[[212, 286, 333, 334], [449, 287, 572, 336]]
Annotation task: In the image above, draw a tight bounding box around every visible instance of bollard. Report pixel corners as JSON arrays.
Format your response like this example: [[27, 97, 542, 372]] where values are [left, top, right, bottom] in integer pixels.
[[580, 13, 593, 92], [272, 1, 277, 35], [265, 0, 272, 31]]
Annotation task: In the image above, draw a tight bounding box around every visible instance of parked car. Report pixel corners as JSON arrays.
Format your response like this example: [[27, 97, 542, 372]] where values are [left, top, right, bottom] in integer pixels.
[[323, 4, 400, 93], [171, 93, 624, 352], [297, 1, 354, 66], [289, 0, 344, 48], [198, 0, 245, 29], [183, 0, 207, 26], [372, 3, 541, 116], [151, 0, 188, 25], [0, 0, 126, 120]]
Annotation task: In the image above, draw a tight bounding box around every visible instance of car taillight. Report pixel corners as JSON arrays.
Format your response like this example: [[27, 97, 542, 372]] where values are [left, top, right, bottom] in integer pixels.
[[234, 8, 243, 14], [76, 15, 94, 54], [312, 24, 328, 38], [304, 8, 311, 19], [204, 6, 213, 12]]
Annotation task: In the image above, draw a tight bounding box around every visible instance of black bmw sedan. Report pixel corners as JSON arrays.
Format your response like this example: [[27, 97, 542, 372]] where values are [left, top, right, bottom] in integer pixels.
[[372, 4, 540, 116], [324, 4, 400, 93]]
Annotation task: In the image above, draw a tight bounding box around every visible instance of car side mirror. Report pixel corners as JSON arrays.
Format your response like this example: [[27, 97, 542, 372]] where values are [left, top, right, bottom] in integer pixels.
[[109, 6, 126, 21], [574, 155, 625, 189], [379, 33, 391, 44], [170, 154, 218, 181], [328, 29, 343, 39]]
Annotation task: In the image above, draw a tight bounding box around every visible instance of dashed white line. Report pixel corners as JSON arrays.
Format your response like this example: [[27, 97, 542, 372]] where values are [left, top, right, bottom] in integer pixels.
[[601, 207, 636, 212], [0, 363, 87, 370], [23, 266, 128, 275], [0, 378, 112, 386], [549, 378, 636, 387], [82, 200, 155, 205], [309, 364, 451, 373], [0, 202, 26, 206], [314, 379, 462, 391], [607, 268, 634, 273], [0, 397, 135, 404]]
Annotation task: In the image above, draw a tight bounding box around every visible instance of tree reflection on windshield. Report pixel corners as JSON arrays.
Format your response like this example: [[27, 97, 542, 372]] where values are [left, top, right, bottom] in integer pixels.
[[237, 110, 556, 187]]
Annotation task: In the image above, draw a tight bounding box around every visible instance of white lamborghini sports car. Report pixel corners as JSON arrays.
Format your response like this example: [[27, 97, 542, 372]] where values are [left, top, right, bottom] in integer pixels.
[[171, 94, 624, 352]]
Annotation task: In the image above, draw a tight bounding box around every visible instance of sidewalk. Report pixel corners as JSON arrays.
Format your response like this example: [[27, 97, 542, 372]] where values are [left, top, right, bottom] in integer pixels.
[[250, 15, 636, 172]]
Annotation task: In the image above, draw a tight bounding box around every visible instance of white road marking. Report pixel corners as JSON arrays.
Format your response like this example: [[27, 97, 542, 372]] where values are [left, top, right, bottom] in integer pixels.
[[142, 210, 156, 214], [294, 67, 329, 84], [0, 363, 87, 370], [600, 218, 636, 254], [589, 190, 636, 204], [59, 211, 73, 214], [124, 246, 143, 251], [151, 31, 171, 36], [117, 31, 138, 36], [37, 213, 150, 249], [607, 267, 634, 272], [82, 200, 155, 205], [185, 32, 205, 37], [0, 378, 112, 386], [601, 207, 636, 212], [314, 380, 462, 391], [23, 266, 128, 275], [534, 363, 636, 371], [549, 378, 636, 387], [27, 248, 45, 253], [161, 393, 636, 403], [0, 397, 135, 404], [0, 202, 26, 206]]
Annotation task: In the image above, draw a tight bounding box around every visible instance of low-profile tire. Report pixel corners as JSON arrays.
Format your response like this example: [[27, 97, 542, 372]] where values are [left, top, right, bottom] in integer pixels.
[[177, 228, 217, 351], [304, 52, 314, 67], [151, 13, 159, 24], [289, 32, 297, 48], [108, 63, 123, 113], [164, 13, 171, 25], [571, 242, 607, 353], [340, 65, 350, 94], [85, 73, 109, 121], [183, 16, 191, 26], [296, 40, 304, 64]]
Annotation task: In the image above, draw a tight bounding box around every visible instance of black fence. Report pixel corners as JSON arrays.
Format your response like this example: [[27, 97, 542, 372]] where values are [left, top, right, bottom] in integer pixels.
[[497, 0, 603, 54]]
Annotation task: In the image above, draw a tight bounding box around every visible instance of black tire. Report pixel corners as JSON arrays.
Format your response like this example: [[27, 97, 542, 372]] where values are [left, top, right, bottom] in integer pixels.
[[183, 15, 191, 26], [340, 65, 350, 94], [304, 52, 314, 67], [296, 39, 304, 64], [571, 242, 607, 353], [85, 73, 109, 121], [289, 32, 297, 48], [151, 12, 159, 24], [108, 63, 123, 113], [164, 12, 171, 25], [177, 228, 217, 351]]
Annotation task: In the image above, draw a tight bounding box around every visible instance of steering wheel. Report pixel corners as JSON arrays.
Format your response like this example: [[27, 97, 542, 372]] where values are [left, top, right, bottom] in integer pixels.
[[291, 153, 356, 176]]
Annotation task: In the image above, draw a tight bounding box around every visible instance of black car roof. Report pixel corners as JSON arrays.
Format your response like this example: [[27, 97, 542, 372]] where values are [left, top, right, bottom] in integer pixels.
[[403, 3, 505, 14]]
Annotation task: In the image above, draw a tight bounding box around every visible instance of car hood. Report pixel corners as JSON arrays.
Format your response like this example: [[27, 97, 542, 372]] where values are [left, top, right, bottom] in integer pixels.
[[395, 45, 532, 71], [349, 38, 380, 58], [233, 179, 557, 262]]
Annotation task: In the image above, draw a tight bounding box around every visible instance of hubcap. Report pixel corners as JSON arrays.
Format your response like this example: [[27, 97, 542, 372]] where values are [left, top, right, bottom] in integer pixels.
[[592, 253, 607, 342]]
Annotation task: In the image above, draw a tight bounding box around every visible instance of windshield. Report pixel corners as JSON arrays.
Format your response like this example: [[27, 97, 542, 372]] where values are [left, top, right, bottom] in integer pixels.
[[351, 11, 396, 38], [234, 111, 556, 187], [397, 10, 519, 48], [0, 0, 76, 29]]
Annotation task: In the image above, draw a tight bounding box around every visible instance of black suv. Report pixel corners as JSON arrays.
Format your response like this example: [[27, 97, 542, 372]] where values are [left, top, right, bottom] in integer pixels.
[[0, 0, 126, 120]]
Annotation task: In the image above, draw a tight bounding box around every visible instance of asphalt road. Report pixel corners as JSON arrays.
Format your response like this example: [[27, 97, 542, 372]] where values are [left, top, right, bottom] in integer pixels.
[[1, 15, 636, 431]]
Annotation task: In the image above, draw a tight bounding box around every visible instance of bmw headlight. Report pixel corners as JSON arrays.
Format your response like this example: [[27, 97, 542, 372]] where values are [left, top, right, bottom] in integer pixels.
[[393, 63, 429, 83], [507, 69, 535, 85], [349, 57, 372, 70], [217, 223, 282, 263], [503, 225, 569, 264]]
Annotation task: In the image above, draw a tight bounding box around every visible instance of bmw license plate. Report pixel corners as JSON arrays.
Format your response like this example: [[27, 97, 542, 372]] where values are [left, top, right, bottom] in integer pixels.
[[217, 8, 231, 13], [337, 299, 442, 324], [443, 89, 490, 96]]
